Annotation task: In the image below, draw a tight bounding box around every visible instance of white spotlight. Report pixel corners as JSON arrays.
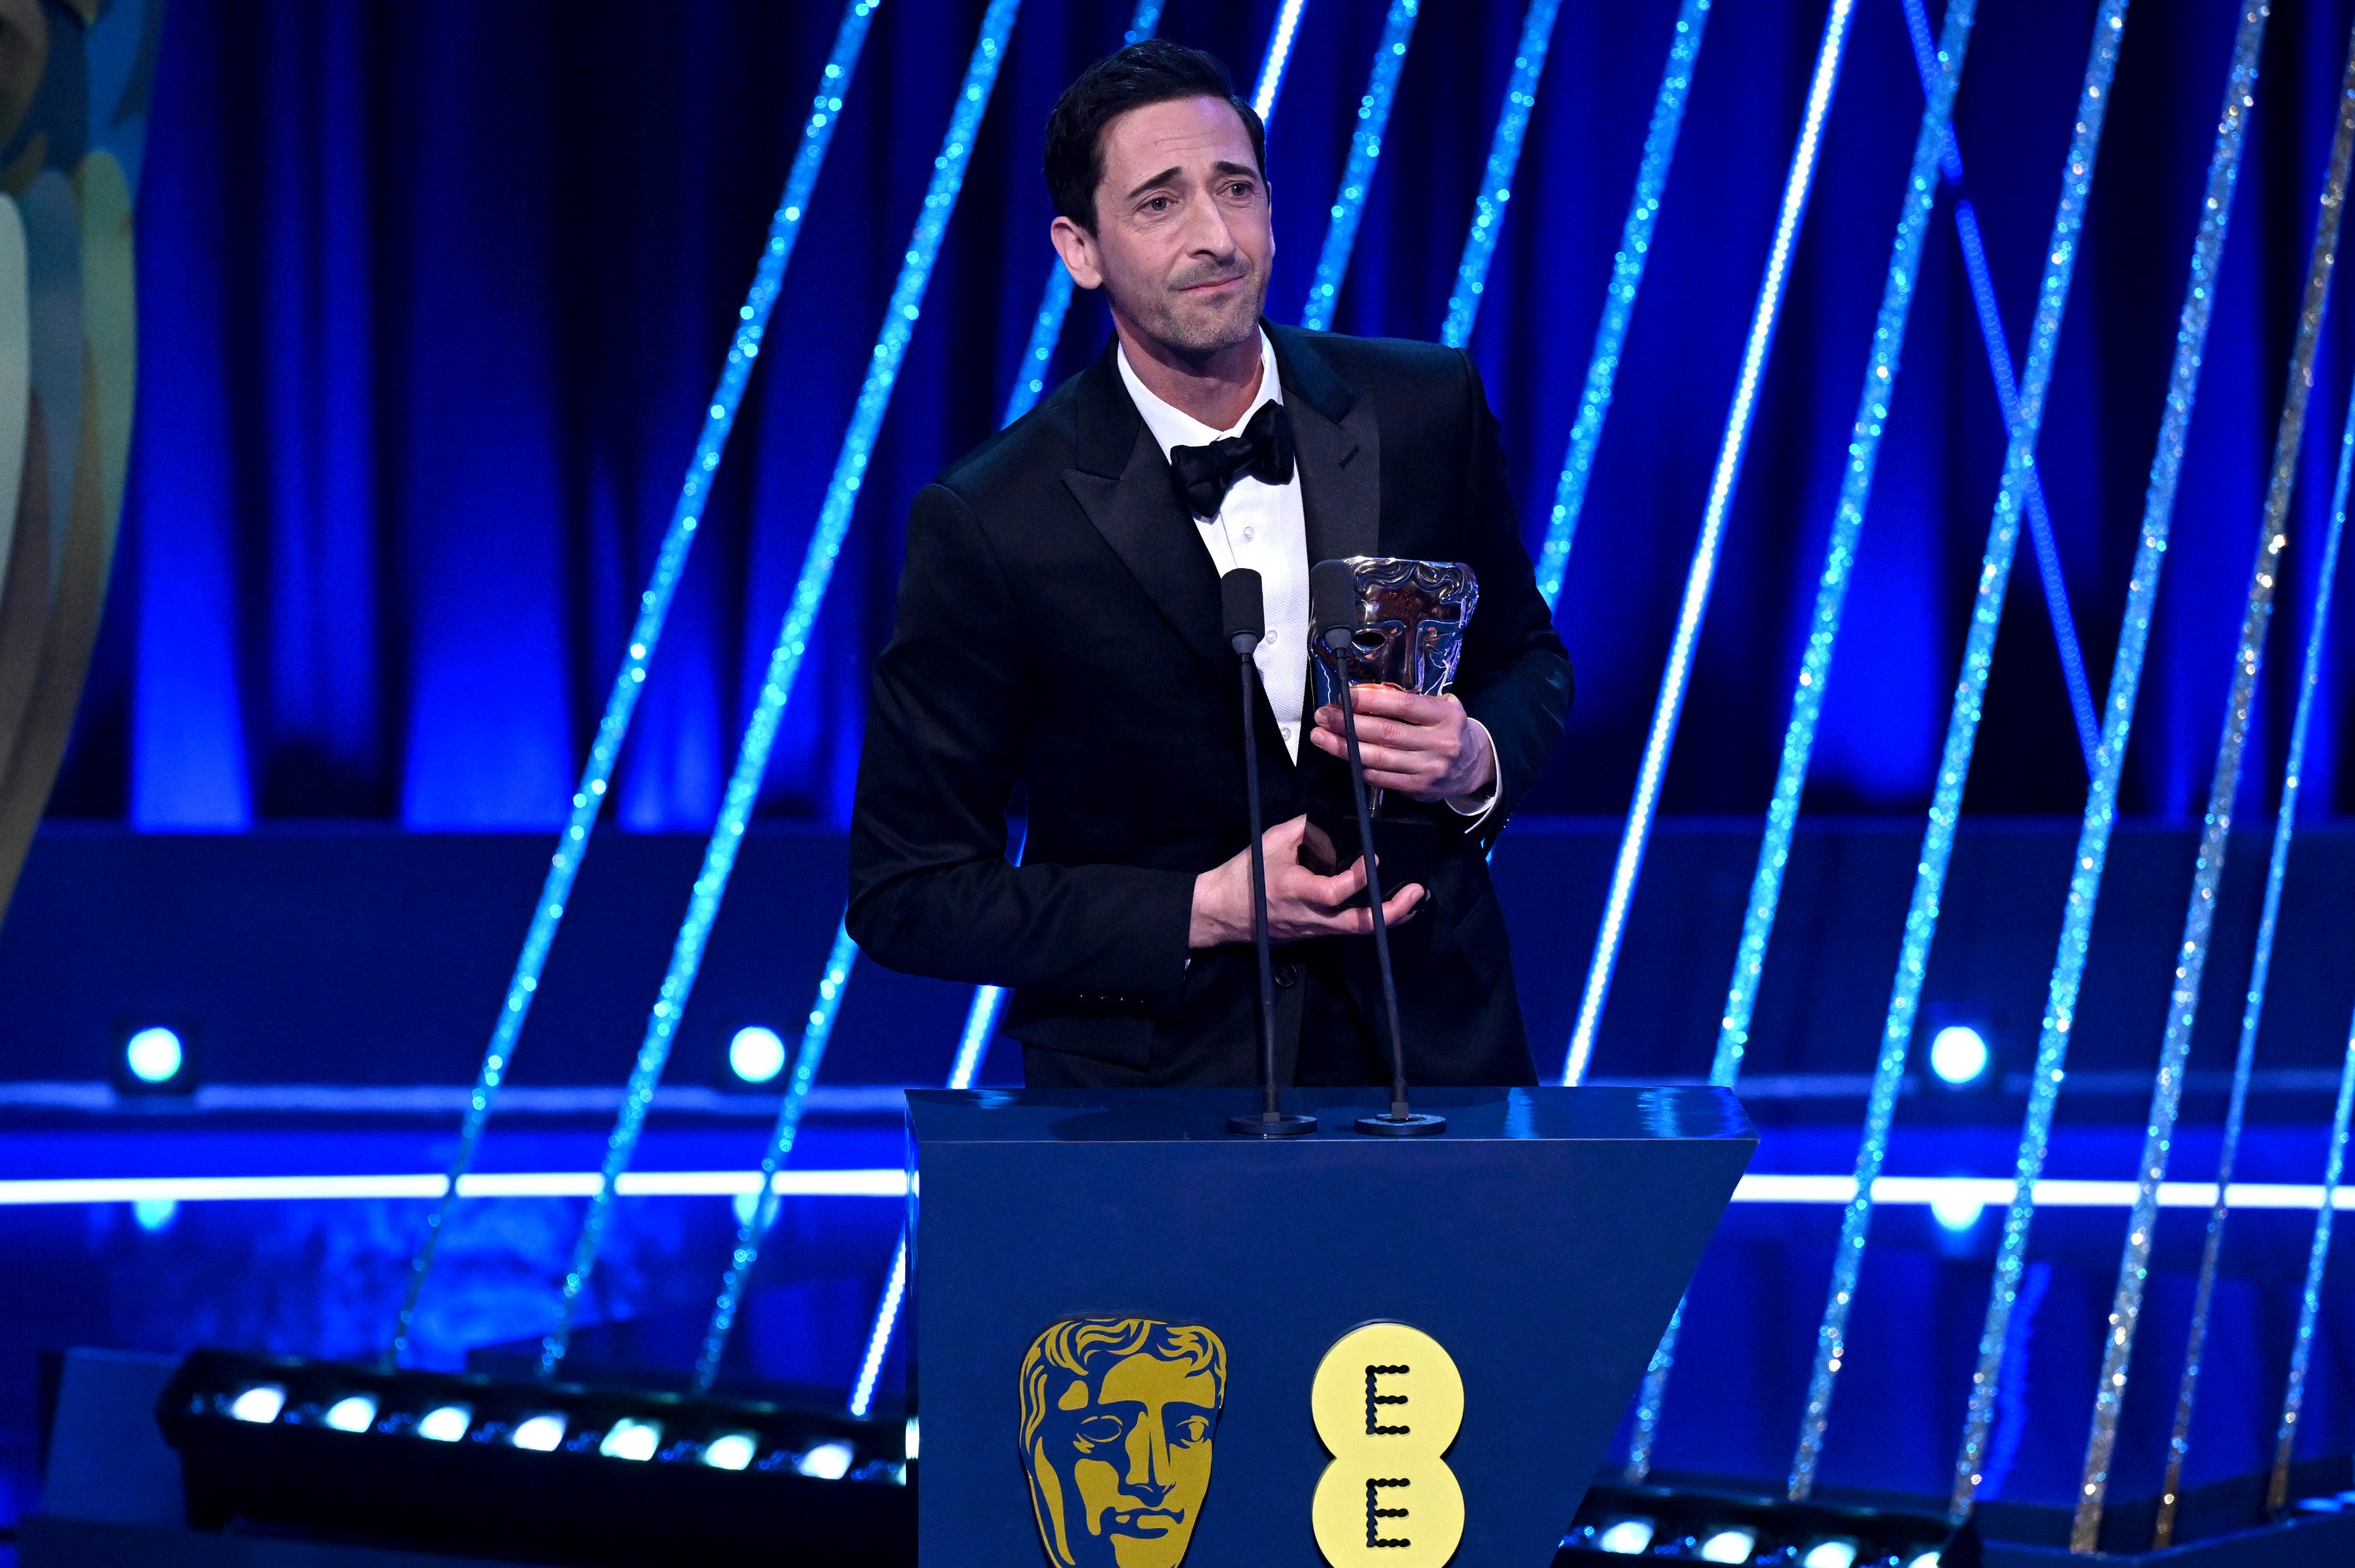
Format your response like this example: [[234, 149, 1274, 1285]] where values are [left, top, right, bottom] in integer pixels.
[[903, 1416, 919, 1461], [1698, 1525, 1758, 1563], [1802, 1538, 1861, 1568], [228, 1385, 286, 1424], [1931, 1191, 1984, 1232], [796, 1439, 855, 1480], [1929, 1025, 1989, 1086], [600, 1418, 662, 1462], [1903, 1552, 1942, 1568], [1596, 1517, 1656, 1555], [701, 1431, 759, 1471], [323, 1395, 378, 1433], [132, 1197, 179, 1232], [125, 1026, 185, 1086], [511, 1413, 566, 1452], [728, 1025, 788, 1085], [416, 1404, 471, 1442]]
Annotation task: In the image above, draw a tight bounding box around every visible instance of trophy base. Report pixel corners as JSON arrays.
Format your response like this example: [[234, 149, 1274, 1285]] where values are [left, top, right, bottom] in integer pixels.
[[1227, 1111, 1319, 1137], [1304, 798, 1437, 904], [1355, 1111, 1447, 1137]]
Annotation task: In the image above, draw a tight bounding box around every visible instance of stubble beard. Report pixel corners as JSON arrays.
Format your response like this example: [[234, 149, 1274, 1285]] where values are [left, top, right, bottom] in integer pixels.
[[1129, 266, 1267, 364]]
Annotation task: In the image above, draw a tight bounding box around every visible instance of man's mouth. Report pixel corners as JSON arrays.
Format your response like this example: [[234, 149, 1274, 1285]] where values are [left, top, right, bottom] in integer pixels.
[[1106, 1508, 1185, 1535], [1175, 272, 1245, 293]]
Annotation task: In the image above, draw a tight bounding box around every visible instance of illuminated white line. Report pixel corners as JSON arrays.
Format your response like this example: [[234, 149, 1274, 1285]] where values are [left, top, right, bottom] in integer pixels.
[[0, 1170, 912, 1206], [1251, 0, 1311, 120], [1731, 1175, 2355, 1209]]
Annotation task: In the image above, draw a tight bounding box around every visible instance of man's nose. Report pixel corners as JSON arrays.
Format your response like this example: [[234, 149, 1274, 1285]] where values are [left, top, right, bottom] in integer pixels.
[[1123, 1420, 1173, 1502], [1179, 188, 1240, 258]]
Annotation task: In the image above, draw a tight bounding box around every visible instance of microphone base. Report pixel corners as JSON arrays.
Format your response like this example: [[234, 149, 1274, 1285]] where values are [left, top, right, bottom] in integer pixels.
[[1228, 1111, 1319, 1137], [1354, 1111, 1447, 1137]]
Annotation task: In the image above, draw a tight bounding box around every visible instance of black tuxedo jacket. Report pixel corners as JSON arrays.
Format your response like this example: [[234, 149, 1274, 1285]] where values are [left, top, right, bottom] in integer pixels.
[[846, 323, 1571, 1087]]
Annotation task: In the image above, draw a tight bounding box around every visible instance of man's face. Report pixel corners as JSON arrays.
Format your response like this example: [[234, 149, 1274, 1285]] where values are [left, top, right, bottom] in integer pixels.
[[1031, 1352, 1220, 1568], [1053, 95, 1273, 362]]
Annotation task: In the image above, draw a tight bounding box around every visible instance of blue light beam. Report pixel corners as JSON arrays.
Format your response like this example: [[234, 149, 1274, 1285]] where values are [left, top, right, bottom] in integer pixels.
[[1439, 0, 1563, 348], [1300, 0, 1422, 333]]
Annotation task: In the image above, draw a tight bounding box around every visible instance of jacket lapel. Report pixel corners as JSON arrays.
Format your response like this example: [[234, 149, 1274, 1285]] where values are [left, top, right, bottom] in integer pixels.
[[1271, 324, 1380, 566]]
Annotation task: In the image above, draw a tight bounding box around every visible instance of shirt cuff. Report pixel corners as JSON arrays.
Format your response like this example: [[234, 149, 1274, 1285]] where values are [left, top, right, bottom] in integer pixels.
[[1444, 719, 1502, 826]]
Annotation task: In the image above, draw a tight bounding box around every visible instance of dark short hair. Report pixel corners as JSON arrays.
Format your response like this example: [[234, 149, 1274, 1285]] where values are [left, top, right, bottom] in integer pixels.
[[1044, 40, 1267, 233]]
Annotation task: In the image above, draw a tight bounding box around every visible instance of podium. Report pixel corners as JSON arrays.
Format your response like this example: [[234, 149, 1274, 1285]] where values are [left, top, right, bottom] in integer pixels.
[[909, 1085, 1753, 1568]]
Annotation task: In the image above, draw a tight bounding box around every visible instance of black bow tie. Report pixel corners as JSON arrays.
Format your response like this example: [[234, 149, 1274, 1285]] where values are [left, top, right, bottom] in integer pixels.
[[1168, 400, 1295, 520]]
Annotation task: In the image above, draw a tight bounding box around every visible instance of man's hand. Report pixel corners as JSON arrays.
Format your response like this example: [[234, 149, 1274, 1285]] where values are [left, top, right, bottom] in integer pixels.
[[1190, 815, 1424, 948], [1309, 685, 1495, 804]]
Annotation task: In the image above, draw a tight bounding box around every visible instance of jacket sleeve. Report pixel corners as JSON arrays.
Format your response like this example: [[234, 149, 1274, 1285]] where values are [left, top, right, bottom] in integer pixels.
[[846, 482, 1195, 1009], [1451, 349, 1573, 846]]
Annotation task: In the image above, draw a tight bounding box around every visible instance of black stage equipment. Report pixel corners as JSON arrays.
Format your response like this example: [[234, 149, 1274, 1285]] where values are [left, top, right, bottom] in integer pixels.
[[1220, 568, 1315, 1139], [1310, 559, 1444, 1137], [155, 1348, 911, 1567]]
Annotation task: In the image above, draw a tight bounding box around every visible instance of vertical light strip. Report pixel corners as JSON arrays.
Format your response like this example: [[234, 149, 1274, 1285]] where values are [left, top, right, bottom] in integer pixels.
[[2163, 373, 2354, 1547], [537, 0, 1025, 1377], [690, 920, 858, 1393], [1623, 0, 1979, 1485], [1438, 0, 1564, 348], [1951, 4, 2264, 1518], [383, 0, 882, 1370], [849, 1234, 910, 1418], [1561, 0, 1855, 1085], [1253, 0, 1313, 121], [1788, 0, 2133, 1504], [1299, 0, 1422, 333], [1897, 0, 2101, 773], [2070, 25, 2355, 1547], [2274, 988, 2355, 1508], [1000, 0, 1166, 427], [1533, 0, 1712, 608]]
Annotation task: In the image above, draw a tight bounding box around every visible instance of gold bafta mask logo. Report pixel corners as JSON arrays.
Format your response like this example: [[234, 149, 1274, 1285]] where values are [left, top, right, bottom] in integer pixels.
[[1019, 1317, 1227, 1568]]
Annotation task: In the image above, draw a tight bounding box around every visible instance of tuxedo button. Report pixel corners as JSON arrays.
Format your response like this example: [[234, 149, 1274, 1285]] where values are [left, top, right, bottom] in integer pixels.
[[1274, 963, 1301, 988]]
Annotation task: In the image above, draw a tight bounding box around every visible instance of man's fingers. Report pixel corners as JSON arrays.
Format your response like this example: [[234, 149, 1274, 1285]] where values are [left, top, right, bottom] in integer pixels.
[[1334, 882, 1425, 934]]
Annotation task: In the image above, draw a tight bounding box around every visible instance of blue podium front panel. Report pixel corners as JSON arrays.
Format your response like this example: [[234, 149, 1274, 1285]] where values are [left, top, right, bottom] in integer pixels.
[[910, 1086, 1754, 1568]]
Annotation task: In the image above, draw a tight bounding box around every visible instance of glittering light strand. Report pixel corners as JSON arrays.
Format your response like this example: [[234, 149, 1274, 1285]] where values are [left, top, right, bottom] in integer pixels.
[[2071, 21, 2355, 1548], [384, 0, 881, 1372], [1624, 0, 1979, 1486], [1300, 0, 1421, 333], [1787, 0, 2133, 1506], [536, 0, 1023, 1379], [1252, 0, 1312, 121], [849, 1235, 909, 1419], [1562, 0, 1854, 1086], [1439, 0, 1563, 348], [1950, 4, 2264, 1519], [1534, 0, 1712, 608], [2275, 986, 2355, 1510]]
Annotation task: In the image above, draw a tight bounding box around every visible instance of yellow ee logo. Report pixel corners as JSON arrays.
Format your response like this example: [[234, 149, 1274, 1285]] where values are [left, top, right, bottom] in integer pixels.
[[1309, 1322, 1465, 1567]]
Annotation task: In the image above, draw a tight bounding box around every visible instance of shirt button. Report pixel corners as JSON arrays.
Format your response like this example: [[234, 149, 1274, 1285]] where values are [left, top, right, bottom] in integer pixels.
[[1241, 527, 1255, 542]]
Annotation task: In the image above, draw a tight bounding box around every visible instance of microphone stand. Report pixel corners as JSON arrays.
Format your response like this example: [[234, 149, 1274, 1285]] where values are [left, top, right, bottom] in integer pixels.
[[1228, 622, 1315, 1139]]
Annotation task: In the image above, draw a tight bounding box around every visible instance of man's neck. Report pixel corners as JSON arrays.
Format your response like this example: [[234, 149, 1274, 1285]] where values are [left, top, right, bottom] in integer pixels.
[[1112, 316, 1264, 431]]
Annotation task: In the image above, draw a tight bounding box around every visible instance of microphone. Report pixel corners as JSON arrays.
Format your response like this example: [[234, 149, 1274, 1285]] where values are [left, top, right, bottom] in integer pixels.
[[1310, 560, 1444, 1137], [1221, 569, 1314, 1139]]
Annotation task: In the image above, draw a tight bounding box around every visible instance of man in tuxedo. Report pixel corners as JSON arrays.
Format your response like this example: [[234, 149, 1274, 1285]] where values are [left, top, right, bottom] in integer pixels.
[[847, 40, 1570, 1088]]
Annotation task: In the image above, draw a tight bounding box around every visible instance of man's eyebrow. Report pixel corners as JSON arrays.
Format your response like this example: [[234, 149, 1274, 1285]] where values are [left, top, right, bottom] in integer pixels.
[[1123, 166, 1184, 201], [1211, 161, 1259, 181]]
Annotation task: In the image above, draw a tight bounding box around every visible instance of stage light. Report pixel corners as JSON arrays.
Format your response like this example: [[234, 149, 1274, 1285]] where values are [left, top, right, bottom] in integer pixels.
[[797, 1439, 855, 1480], [323, 1395, 377, 1433], [1903, 1554, 1941, 1568], [1802, 1538, 1861, 1568], [701, 1431, 758, 1470], [228, 1385, 285, 1424], [904, 1416, 918, 1461], [124, 1025, 186, 1086], [511, 1413, 566, 1452], [1698, 1524, 1758, 1562], [1931, 1191, 1984, 1232], [728, 1025, 788, 1085], [1596, 1517, 1655, 1554], [132, 1196, 178, 1232], [1929, 1024, 1989, 1085], [600, 1417, 661, 1461], [416, 1404, 471, 1442]]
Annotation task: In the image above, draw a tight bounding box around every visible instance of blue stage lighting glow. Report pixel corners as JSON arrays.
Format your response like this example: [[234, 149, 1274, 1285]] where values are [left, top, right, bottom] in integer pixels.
[[1904, 1554, 1941, 1568], [950, 986, 1009, 1092], [1564, 0, 1856, 1088], [1951, 0, 2261, 1523], [1698, 1526, 1757, 1562], [797, 1439, 856, 1480], [599, 1418, 661, 1462], [2077, 31, 2355, 1547], [1300, 0, 1421, 333], [1929, 1026, 1989, 1087], [1533, 0, 1711, 608], [726, 1025, 788, 1086], [323, 1395, 377, 1434], [511, 1413, 566, 1452], [1440, 0, 1563, 348], [1252, 0, 1312, 120], [124, 1026, 183, 1085], [1795, 0, 2130, 1509], [849, 1234, 908, 1419], [539, 0, 1024, 1382], [693, 920, 858, 1392], [388, 0, 883, 1372], [1930, 1192, 1983, 1234], [1596, 1517, 1655, 1554], [701, 1431, 758, 1471], [131, 1196, 178, 1232], [1801, 1539, 1860, 1568], [416, 1405, 471, 1443], [228, 1385, 285, 1424]]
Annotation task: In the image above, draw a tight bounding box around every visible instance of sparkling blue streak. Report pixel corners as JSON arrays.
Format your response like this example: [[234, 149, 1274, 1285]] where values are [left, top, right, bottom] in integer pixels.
[[1899, 0, 2101, 773], [1789, 0, 2132, 1505], [2278, 955, 2355, 1508], [1952, 1, 2258, 1518], [384, 0, 881, 1371], [1440, 0, 1563, 348], [849, 1234, 910, 1418], [1300, 0, 1422, 333], [1562, 0, 1854, 1085], [1534, 0, 1711, 608], [1253, 0, 1312, 120], [537, 0, 1024, 1377], [691, 920, 858, 1393]]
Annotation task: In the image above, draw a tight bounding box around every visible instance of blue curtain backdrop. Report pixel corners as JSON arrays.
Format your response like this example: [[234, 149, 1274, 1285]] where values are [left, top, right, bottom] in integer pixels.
[[55, 0, 2355, 831]]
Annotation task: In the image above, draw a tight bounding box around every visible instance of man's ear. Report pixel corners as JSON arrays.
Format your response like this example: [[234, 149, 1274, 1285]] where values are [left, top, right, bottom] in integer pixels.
[[1050, 214, 1103, 291]]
